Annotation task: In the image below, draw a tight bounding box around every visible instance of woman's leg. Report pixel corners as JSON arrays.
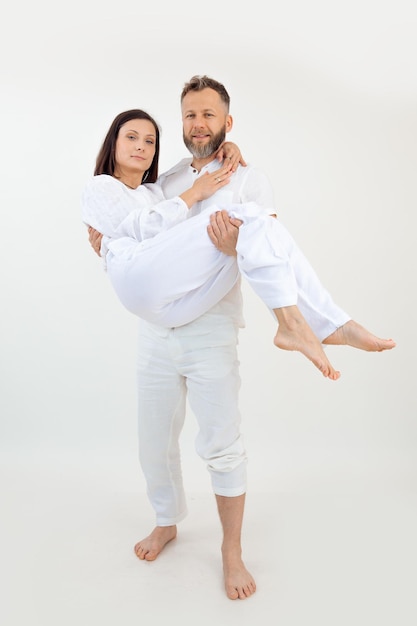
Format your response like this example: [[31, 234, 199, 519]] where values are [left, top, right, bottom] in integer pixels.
[[106, 200, 347, 334], [233, 213, 350, 340], [106, 203, 298, 327], [106, 208, 240, 326], [233, 211, 395, 353], [107, 201, 393, 353]]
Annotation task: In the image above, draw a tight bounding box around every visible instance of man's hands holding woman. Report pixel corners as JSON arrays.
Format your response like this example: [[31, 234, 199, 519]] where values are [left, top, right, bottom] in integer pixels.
[[207, 210, 242, 257]]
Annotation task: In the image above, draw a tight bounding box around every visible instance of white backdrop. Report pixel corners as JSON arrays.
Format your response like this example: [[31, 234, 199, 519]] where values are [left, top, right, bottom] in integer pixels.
[[1, 0, 416, 496]]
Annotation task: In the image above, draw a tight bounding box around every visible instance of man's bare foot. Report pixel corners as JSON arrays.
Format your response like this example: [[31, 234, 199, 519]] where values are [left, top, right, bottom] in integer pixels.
[[323, 320, 396, 352], [134, 525, 177, 561], [274, 307, 340, 380], [222, 547, 256, 600]]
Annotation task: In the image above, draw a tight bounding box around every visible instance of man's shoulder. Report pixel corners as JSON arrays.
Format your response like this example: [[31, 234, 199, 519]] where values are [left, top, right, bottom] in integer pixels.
[[234, 162, 269, 181], [237, 162, 264, 174]]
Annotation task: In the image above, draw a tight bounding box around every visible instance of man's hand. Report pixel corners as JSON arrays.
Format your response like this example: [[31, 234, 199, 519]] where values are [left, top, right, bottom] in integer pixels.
[[88, 226, 103, 257], [207, 210, 242, 256]]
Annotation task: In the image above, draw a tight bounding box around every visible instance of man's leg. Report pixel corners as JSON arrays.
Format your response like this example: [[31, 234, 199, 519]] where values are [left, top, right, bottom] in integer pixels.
[[182, 312, 256, 599], [134, 526, 177, 562], [134, 320, 188, 561], [216, 494, 256, 600]]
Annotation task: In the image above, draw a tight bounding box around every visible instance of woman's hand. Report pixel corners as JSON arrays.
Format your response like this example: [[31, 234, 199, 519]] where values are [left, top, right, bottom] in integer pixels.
[[215, 142, 247, 171], [180, 164, 234, 208]]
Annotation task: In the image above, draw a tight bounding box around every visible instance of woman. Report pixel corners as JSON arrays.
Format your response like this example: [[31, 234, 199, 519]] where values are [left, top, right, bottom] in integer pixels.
[[82, 109, 395, 378]]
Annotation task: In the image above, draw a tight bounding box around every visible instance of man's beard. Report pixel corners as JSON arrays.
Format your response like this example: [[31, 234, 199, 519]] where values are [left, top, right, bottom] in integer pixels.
[[183, 128, 226, 158]]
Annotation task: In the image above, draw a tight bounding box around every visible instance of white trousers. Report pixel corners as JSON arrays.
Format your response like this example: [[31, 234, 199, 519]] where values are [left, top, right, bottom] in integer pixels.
[[235, 209, 351, 340], [136, 312, 245, 526], [106, 203, 350, 341], [107, 203, 349, 339]]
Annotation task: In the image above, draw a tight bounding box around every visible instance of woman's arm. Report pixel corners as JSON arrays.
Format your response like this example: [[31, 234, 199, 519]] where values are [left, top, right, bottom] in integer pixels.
[[83, 164, 234, 254], [178, 163, 233, 207], [116, 162, 235, 242], [215, 141, 247, 171]]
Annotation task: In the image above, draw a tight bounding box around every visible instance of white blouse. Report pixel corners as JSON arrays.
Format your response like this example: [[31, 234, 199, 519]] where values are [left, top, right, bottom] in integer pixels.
[[81, 174, 189, 258]]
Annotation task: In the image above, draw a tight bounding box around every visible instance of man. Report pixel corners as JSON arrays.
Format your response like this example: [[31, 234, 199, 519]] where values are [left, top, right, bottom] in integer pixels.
[[88, 75, 394, 599], [132, 75, 332, 601], [132, 75, 273, 600]]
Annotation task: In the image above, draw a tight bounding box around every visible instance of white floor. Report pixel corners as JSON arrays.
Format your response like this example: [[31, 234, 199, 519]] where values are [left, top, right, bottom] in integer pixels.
[[2, 450, 416, 626]]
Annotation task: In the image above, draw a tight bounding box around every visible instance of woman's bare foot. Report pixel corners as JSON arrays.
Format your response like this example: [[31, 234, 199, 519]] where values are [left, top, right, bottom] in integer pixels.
[[274, 306, 340, 380], [222, 547, 256, 600], [323, 320, 396, 351], [134, 525, 177, 561]]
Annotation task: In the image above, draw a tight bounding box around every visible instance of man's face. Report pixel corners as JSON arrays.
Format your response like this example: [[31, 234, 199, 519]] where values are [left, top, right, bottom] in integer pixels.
[[181, 88, 232, 159]]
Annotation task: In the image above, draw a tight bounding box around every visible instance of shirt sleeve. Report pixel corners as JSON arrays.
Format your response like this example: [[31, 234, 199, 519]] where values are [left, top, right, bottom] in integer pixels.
[[115, 194, 189, 242], [239, 165, 276, 210], [81, 176, 189, 243], [81, 176, 138, 238]]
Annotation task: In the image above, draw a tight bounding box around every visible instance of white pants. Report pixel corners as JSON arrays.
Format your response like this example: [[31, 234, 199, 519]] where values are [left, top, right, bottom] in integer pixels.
[[107, 203, 349, 339], [136, 311, 245, 526]]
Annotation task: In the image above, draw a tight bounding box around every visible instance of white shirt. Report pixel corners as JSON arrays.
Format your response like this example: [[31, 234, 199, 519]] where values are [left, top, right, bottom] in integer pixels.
[[157, 159, 276, 326]]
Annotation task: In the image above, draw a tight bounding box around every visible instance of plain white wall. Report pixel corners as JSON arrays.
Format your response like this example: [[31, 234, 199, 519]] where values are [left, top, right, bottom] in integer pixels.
[[1, 0, 416, 494]]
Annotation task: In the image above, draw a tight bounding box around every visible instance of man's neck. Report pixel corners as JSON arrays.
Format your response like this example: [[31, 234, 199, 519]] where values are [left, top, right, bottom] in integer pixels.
[[190, 155, 216, 173]]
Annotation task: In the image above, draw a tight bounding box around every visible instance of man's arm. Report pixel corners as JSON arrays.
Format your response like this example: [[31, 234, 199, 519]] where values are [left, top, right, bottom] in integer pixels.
[[208, 164, 276, 255], [88, 226, 103, 257]]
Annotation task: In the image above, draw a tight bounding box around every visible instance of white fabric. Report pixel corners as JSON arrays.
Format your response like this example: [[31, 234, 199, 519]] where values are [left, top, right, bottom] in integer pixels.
[[135, 161, 280, 523], [157, 159, 277, 326], [105, 202, 350, 336], [136, 312, 246, 526], [81, 166, 350, 337], [81, 175, 189, 265], [81, 162, 351, 524]]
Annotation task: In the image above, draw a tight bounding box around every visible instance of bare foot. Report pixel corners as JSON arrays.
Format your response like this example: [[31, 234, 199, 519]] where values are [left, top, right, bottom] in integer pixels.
[[323, 320, 396, 352], [134, 525, 177, 561], [274, 307, 340, 380], [222, 547, 256, 600]]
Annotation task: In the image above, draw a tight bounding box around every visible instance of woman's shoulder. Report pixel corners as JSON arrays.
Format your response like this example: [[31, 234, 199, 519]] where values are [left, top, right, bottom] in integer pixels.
[[83, 174, 120, 192], [141, 182, 165, 201]]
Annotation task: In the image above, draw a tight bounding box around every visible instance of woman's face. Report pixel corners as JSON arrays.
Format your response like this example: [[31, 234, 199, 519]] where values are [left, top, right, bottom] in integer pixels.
[[115, 118, 157, 177]]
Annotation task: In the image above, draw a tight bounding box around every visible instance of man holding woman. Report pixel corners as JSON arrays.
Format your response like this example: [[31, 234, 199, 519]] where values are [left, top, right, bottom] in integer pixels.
[[84, 75, 395, 600]]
